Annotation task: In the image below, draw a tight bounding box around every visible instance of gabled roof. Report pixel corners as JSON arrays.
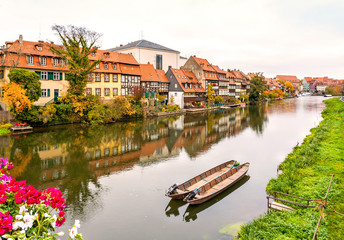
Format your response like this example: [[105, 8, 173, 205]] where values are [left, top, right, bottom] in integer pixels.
[[169, 68, 205, 93], [156, 69, 169, 83], [191, 56, 216, 72], [276, 75, 300, 83], [108, 39, 179, 53], [140, 64, 160, 82]]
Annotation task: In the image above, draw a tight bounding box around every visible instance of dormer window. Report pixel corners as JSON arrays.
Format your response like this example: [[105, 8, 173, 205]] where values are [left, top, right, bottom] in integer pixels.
[[105, 53, 109, 58], [53, 58, 58, 67], [40, 57, 46, 66], [113, 64, 117, 70], [37, 46, 42, 51], [96, 63, 100, 69], [185, 83, 187, 89], [91, 52, 95, 57], [27, 56, 33, 65], [104, 63, 108, 70]]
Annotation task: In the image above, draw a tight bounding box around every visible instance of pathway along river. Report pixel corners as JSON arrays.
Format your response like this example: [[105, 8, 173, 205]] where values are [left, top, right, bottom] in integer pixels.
[[0, 96, 326, 239]]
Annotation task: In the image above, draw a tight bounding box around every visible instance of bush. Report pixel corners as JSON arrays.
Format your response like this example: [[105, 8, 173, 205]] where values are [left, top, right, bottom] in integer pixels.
[[214, 96, 223, 104]]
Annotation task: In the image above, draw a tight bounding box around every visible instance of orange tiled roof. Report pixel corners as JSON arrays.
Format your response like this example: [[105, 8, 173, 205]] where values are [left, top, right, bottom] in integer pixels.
[[191, 56, 216, 72], [119, 64, 141, 76], [156, 69, 169, 83], [170, 68, 205, 93], [276, 75, 300, 83], [1, 38, 140, 74], [140, 64, 159, 82]]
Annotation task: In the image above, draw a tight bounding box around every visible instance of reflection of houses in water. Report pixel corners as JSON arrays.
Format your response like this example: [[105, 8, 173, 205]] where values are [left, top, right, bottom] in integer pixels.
[[10, 107, 257, 185]]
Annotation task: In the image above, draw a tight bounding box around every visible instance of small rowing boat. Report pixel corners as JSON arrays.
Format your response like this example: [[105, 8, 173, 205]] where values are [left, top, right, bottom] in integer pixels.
[[165, 160, 236, 200], [183, 162, 250, 204]]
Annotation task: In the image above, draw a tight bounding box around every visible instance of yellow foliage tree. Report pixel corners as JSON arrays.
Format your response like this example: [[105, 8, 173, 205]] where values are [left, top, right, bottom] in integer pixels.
[[285, 81, 294, 95], [2, 82, 31, 114], [207, 84, 215, 105]]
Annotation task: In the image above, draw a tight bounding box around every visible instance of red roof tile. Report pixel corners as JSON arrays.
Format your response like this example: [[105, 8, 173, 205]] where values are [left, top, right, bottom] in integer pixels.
[[170, 68, 205, 93]]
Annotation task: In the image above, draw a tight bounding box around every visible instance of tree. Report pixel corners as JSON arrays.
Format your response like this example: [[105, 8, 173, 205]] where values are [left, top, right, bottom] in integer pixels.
[[248, 74, 267, 103], [206, 84, 215, 105], [285, 81, 294, 95], [8, 68, 41, 102], [50, 25, 102, 96], [2, 82, 31, 114]]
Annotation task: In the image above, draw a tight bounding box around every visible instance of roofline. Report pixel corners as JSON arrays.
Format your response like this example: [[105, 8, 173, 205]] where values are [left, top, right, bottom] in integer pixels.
[[109, 46, 180, 53]]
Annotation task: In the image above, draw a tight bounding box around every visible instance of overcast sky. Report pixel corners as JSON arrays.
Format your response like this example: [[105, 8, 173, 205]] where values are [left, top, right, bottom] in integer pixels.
[[1, 0, 343, 79]]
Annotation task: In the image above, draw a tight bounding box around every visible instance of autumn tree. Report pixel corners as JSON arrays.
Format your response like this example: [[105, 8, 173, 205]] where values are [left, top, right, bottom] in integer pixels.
[[50, 25, 102, 96], [2, 82, 31, 114], [285, 81, 294, 95], [8, 68, 41, 102], [248, 74, 267, 103], [206, 84, 215, 105]]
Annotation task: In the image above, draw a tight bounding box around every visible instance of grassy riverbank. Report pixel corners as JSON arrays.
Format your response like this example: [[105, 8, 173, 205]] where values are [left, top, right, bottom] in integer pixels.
[[237, 97, 344, 239]]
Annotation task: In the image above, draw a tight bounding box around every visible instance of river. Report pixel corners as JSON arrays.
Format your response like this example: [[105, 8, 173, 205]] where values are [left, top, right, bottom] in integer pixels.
[[0, 96, 326, 239]]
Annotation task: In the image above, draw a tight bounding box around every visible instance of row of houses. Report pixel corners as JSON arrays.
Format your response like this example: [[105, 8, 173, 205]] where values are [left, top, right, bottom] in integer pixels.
[[1, 35, 342, 108]]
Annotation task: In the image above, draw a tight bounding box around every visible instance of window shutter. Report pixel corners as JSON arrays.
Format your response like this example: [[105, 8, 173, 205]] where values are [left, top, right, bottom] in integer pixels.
[[47, 89, 50, 97], [48, 72, 53, 80], [35, 71, 41, 78], [60, 73, 63, 80]]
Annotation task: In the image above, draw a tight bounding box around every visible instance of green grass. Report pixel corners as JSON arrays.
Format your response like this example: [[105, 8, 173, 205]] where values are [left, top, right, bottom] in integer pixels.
[[0, 127, 11, 136], [237, 98, 344, 240]]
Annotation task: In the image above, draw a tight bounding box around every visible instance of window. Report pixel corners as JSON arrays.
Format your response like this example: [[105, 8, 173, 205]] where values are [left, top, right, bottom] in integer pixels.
[[27, 56, 34, 65], [104, 63, 108, 70], [86, 88, 92, 96], [121, 75, 125, 83], [91, 52, 95, 57], [0, 70, 4, 79], [175, 92, 177, 96], [121, 89, 126, 95], [185, 83, 187, 89], [96, 63, 100, 69], [104, 74, 109, 82], [41, 71, 48, 80], [175, 83, 177, 88], [41, 89, 50, 97], [105, 53, 109, 58], [40, 57, 46, 66], [134, 76, 138, 83], [53, 58, 58, 67], [104, 88, 110, 96], [37, 46, 42, 51], [113, 64, 117, 70], [95, 88, 101, 96], [113, 74, 118, 82], [53, 72, 60, 80], [156, 54, 162, 70], [95, 74, 101, 82], [113, 88, 118, 96]]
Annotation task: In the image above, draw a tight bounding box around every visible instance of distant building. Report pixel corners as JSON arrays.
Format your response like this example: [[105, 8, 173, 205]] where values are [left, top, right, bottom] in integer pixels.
[[301, 78, 311, 92], [276, 75, 302, 95], [108, 39, 186, 72]]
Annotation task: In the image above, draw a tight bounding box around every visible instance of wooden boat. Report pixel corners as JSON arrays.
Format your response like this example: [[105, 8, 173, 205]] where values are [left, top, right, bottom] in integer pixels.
[[165, 160, 236, 200], [183, 162, 250, 205]]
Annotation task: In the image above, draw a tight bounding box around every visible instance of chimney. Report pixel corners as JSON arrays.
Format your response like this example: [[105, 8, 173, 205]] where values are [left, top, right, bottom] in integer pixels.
[[168, 66, 172, 69], [19, 35, 23, 45], [120, 44, 123, 47], [38, 40, 44, 43], [50, 41, 54, 44]]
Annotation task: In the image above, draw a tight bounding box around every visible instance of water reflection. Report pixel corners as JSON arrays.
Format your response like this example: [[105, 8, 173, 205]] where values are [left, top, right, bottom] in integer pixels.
[[1, 105, 268, 220], [182, 175, 250, 222], [165, 199, 188, 217]]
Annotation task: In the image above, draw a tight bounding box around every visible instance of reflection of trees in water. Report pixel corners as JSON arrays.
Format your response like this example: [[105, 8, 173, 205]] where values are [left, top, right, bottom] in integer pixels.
[[248, 105, 268, 135], [1, 106, 269, 220]]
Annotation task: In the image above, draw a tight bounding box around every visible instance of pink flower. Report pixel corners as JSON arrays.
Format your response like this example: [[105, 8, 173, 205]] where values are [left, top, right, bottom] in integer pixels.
[[55, 211, 66, 227], [0, 211, 13, 235]]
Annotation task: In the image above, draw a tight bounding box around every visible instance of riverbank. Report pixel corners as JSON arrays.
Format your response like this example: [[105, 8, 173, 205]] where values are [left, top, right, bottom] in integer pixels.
[[237, 97, 344, 239]]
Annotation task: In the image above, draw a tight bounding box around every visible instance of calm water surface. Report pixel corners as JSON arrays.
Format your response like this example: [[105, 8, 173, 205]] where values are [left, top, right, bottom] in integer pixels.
[[0, 97, 326, 239]]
